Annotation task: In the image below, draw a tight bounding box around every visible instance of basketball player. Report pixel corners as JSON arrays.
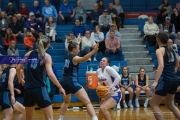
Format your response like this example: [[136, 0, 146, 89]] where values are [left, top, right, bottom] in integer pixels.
[[150, 32, 180, 120], [16, 35, 66, 120], [0, 64, 25, 120], [117, 66, 133, 109], [96, 57, 121, 120], [58, 42, 99, 120]]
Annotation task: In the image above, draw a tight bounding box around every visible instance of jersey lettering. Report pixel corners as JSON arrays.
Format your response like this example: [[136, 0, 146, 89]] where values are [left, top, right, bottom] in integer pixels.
[[1, 73, 6, 82]]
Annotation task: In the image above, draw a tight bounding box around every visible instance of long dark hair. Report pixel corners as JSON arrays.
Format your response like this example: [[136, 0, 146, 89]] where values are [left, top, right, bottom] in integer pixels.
[[47, 17, 54, 26], [5, 28, 14, 40], [98, 0, 105, 9], [162, 0, 169, 6], [157, 32, 172, 60], [68, 42, 78, 52]]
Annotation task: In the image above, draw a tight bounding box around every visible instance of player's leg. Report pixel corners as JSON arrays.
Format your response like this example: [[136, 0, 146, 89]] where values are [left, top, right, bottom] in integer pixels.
[[13, 101, 25, 120], [25, 107, 35, 120], [2, 108, 13, 120]]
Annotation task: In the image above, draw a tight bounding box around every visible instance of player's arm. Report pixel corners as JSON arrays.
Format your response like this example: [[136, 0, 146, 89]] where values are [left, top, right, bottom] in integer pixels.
[[135, 75, 142, 88], [127, 75, 132, 87], [175, 52, 179, 72], [145, 75, 149, 88], [119, 74, 124, 87], [8, 68, 16, 104]]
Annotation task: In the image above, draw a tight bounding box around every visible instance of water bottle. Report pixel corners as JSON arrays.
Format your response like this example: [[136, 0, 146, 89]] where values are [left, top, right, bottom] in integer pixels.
[[90, 67, 93, 71]]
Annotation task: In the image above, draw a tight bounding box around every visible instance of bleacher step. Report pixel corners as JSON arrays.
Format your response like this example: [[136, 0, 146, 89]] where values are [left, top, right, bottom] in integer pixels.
[[126, 58, 151, 65], [122, 45, 146, 52], [121, 40, 143, 45], [121, 33, 142, 39], [123, 51, 150, 58], [128, 65, 154, 72]]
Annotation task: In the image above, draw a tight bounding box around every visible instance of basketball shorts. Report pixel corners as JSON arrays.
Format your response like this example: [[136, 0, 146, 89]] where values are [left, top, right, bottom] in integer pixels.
[[24, 87, 51, 108], [155, 76, 179, 96], [60, 77, 82, 95], [111, 91, 121, 104], [0, 91, 12, 110]]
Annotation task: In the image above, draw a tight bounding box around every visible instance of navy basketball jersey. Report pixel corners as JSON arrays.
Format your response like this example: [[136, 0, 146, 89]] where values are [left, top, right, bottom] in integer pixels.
[[138, 74, 146, 86], [0, 67, 13, 91], [121, 74, 129, 86], [161, 46, 177, 81], [25, 50, 46, 89], [63, 54, 79, 78]]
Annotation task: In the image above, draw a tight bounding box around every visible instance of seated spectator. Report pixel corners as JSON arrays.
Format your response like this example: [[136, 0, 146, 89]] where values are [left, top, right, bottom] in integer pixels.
[[97, 0, 105, 14], [75, 1, 86, 25], [4, 28, 16, 51], [18, 3, 29, 21], [30, 1, 42, 20], [99, 9, 112, 34], [42, 0, 58, 23], [8, 16, 24, 43], [17, 13, 25, 29], [114, 0, 124, 28], [90, 3, 101, 30], [24, 30, 35, 51], [156, 8, 168, 27], [107, 2, 121, 30], [59, 0, 75, 25], [7, 40, 19, 56], [143, 16, 159, 46], [0, 34, 5, 55], [117, 66, 133, 109], [105, 30, 122, 60], [81, 30, 97, 62], [171, 8, 180, 33], [25, 12, 44, 39], [0, 11, 11, 37], [158, 0, 172, 15], [176, 0, 180, 13], [135, 67, 150, 108], [9, 0, 20, 10], [72, 19, 86, 37], [106, 24, 121, 40], [38, 29, 45, 38], [175, 32, 180, 49], [160, 16, 177, 42], [91, 25, 105, 53], [5, 2, 17, 19], [14, 68, 24, 97], [45, 17, 56, 42]]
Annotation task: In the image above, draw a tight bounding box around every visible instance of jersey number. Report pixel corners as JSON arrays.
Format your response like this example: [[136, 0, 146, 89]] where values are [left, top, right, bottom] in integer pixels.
[[1, 73, 6, 82]]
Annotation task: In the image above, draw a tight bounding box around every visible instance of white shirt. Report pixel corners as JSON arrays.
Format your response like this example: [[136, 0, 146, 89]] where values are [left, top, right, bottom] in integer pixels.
[[81, 37, 96, 50]]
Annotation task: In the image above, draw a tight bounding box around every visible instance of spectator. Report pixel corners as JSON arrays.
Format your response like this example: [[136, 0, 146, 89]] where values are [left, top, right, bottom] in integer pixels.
[[143, 16, 159, 46], [107, 2, 121, 30], [4, 28, 16, 51], [8, 16, 24, 43], [72, 19, 86, 37], [158, 0, 172, 15], [135, 67, 150, 108], [7, 40, 19, 56], [30, 1, 42, 20], [0, 11, 11, 37], [106, 24, 121, 40], [16, 13, 25, 29], [98, 0, 105, 14], [105, 30, 122, 60], [51, 0, 61, 13], [25, 12, 44, 39], [160, 16, 177, 42], [114, 0, 124, 28], [5, 2, 17, 18], [9, 0, 19, 10], [75, 1, 86, 25], [81, 30, 97, 62], [99, 9, 112, 34], [90, 3, 101, 30], [176, 0, 180, 13], [171, 8, 180, 33], [38, 29, 45, 38], [14, 68, 24, 97], [156, 8, 168, 26], [175, 32, 180, 49], [18, 3, 29, 21], [91, 25, 105, 53], [0, 34, 5, 55], [45, 17, 56, 42], [59, 0, 75, 25], [24, 30, 35, 51], [42, 0, 58, 23]]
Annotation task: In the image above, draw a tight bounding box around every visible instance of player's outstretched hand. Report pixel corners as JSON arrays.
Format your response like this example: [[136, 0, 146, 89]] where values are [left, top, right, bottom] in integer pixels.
[[93, 43, 99, 52], [59, 87, 66, 98]]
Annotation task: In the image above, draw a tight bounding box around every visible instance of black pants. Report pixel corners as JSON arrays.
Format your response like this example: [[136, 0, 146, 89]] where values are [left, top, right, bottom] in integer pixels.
[[51, 0, 61, 13], [96, 41, 106, 53], [118, 13, 125, 25], [145, 35, 156, 46], [9, 0, 19, 9], [0, 29, 6, 38]]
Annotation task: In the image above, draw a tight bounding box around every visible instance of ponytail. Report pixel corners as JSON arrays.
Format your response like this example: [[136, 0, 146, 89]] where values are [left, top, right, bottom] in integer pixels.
[[166, 42, 172, 61]]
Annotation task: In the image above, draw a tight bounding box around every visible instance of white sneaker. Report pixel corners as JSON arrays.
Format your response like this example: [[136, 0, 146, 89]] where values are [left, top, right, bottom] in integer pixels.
[[93, 57, 97, 62], [116, 103, 121, 109], [128, 101, 133, 108], [88, 58, 91, 62], [135, 100, 140, 108], [123, 101, 127, 108], [144, 99, 149, 108]]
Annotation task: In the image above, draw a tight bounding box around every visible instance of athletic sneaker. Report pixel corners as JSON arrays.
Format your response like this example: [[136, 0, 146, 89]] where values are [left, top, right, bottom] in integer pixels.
[[116, 103, 121, 109], [93, 57, 97, 62], [128, 101, 133, 108], [135, 99, 140, 108], [123, 101, 127, 108], [87, 58, 91, 62], [144, 99, 149, 108]]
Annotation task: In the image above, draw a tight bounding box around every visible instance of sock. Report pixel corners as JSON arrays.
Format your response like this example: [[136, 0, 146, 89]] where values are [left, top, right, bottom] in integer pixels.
[[136, 98, 138, 101], [123, 100, 125, 102], [129, 100, 132, 102], [146, 98, 149, 101], [59, 115, 64, 120], [92, 116, 98, 120]]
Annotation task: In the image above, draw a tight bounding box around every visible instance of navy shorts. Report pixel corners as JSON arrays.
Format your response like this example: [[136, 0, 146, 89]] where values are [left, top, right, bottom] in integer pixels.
[[155, 76, 179, 96], [24, 87, 51, 108], [60, 77, 82, 95], [0, 91, 12, 110]]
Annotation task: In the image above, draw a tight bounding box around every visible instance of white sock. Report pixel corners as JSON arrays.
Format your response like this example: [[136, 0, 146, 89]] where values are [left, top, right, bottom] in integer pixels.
[[92, 116, 98, 120], [59, 115, 64, 120], [129, 100, 132, 102], [136, 98, 138, 101], [146, 98, 149, 101], [123, 100, 125, 102]]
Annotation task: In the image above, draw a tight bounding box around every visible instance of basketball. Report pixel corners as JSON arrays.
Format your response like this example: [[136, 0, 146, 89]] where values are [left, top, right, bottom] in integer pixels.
[[96, 86, 109, 98]]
